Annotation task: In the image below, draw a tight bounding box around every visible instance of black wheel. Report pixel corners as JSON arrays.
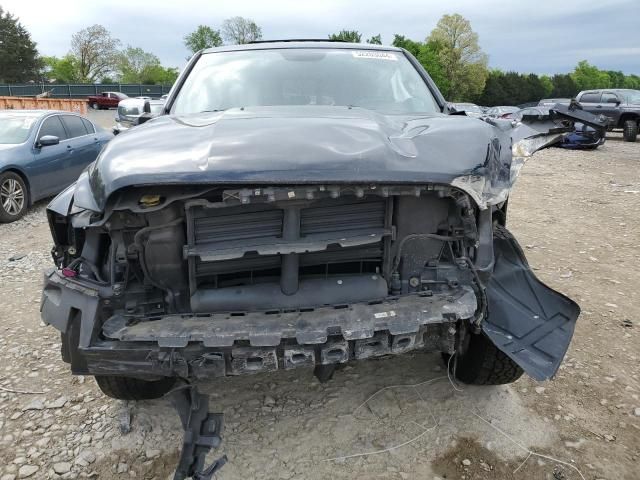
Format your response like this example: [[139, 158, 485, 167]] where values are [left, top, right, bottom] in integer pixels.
[[446, 333, 523, 385], [0, 171, 28, 222], [95, 375, 176, 400], [623, 119, 638, 142]]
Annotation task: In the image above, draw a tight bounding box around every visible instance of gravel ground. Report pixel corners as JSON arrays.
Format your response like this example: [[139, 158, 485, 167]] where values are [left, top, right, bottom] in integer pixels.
[[86, 109, 117, 130], [0, 134, 638, 480]]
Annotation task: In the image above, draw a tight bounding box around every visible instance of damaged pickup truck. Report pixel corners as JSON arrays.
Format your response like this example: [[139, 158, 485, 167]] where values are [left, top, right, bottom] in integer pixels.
[[41, 41, 606, 478]]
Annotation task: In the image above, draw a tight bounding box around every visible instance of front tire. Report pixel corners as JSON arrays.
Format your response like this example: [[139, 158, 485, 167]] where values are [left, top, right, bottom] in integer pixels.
[[90, 102, 99, 110], [95, 375, 176, 400], [0, 172, 28, 223], [623, 119, 638, 142], [446, 333, 523, 385]]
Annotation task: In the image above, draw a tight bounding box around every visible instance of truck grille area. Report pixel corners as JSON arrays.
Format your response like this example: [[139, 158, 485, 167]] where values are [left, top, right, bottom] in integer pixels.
[[185, 197, 390, 301]]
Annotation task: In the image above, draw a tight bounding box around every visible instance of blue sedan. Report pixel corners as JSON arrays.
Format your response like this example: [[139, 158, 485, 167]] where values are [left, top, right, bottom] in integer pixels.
[[0, 110, 112, 222]]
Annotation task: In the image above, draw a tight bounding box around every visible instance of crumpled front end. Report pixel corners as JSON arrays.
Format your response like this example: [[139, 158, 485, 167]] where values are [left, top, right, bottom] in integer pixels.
[[41, 105, 596, 384], [42, 183, 491, 379]]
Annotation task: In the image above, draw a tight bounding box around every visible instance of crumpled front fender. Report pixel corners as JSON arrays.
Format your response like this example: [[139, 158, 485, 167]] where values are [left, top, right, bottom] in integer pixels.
[[483, 227, 580, 381]]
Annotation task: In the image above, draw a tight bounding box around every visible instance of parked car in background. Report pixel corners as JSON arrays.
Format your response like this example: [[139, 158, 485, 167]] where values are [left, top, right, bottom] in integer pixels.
[[0, 110, 112, 222], [486, 106, 519, 118], [513, 107, 605, 149], [575, 89, 640, 142], [538, 98, 571, 107], [113, 98, 165, 135], [87, 91, 128, 110], [448, 102, 484, 117]]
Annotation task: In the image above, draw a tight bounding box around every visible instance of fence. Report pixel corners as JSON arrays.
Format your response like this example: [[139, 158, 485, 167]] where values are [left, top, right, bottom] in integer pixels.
[[0, 83, 173, 99]]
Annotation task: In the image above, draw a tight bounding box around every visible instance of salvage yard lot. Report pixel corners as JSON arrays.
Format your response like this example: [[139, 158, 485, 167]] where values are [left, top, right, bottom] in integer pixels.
[[0, 134, 638, 479]]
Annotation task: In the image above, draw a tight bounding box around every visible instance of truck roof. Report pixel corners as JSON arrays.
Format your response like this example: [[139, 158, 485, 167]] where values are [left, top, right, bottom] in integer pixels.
[[202, 41, 403, 55]]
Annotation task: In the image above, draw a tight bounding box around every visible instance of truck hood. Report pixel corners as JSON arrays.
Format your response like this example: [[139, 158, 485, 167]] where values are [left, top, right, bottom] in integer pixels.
[[66, 105, 593, 213]]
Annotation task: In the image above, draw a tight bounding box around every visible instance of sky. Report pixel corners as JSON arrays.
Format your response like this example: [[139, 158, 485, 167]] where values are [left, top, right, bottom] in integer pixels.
[[3, 0, 640, 75]]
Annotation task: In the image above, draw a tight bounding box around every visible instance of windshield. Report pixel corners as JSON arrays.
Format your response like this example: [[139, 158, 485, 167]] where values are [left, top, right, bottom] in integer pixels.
[[624, 90, 640, 104], [172, 48, 439, 115], [0, 113, 38, 144]]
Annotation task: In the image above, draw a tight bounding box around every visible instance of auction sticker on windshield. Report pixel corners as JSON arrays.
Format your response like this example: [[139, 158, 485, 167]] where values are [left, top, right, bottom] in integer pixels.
[[352, 51, 398, 60]]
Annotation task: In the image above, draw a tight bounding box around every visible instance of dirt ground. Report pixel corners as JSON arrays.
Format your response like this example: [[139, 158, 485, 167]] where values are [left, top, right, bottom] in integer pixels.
[[0, 131, 638, 480]]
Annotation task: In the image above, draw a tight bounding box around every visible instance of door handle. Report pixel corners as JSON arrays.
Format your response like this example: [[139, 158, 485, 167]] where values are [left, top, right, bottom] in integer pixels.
[[596, 105, 602, 108]]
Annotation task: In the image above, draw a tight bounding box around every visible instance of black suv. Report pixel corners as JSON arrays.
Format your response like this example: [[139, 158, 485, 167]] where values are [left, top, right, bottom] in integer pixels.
[[576, 89, 640, 142]]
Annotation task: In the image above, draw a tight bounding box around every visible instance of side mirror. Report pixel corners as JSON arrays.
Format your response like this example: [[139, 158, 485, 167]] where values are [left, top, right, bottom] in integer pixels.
[[143, 100, 151, 114], [136, 114, 153, 125], [38, 135, 60, 147]]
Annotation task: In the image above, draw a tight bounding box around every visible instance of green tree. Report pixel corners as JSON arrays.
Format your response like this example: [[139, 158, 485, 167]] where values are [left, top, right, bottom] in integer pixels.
[[41, 55, 79, 83], [70, 24, 120, 82], [117, 46, 161, 83], [222, 17, 262, 44], [366, 34, 382, 45], [184, 25, 222, 55], [140, 65, 179, 85], [550, 73, 578, 98], [0, 7, 40, 82], [606, 70, 626, 88], [624, 74, 640, 89], [539, 75, 553, 98], [427, 13, 488, 101], [391, 34, 422, 57], [329, 30, 362, 43], [571, 60, 610, 91], [417, 40, 448, 94]]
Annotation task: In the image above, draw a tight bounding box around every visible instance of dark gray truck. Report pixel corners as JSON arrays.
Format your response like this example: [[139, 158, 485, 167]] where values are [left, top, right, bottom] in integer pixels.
[[576, 89, 640, 141], [41, 41, 606, 478]]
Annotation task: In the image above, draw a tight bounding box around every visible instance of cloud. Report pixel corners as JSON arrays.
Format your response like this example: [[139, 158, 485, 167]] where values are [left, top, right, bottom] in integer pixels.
[[3, 0, 639, 74]]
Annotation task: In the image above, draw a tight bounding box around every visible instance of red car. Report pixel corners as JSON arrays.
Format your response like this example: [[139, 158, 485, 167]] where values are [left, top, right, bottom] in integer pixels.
[[87, 91, 128, 110]]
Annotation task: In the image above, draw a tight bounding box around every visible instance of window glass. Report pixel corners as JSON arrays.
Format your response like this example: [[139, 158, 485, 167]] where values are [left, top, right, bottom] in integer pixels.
[[601, 93, 619, 103], [580, 92, 601, 103], [81, 118, 95, 134], [625, 91, 640, 104], [172, 49, 439, 115], [0, 113, 38, 144], [61, 115, 89, 138], [39, 116, 68, 141]]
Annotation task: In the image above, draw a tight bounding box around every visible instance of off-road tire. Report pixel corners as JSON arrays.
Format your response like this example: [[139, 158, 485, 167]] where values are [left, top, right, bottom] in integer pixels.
[[623, 119, 638, 142], [0, 171, 28, 222], [95, 375, 176, 400], [447, 333, 524, 385]]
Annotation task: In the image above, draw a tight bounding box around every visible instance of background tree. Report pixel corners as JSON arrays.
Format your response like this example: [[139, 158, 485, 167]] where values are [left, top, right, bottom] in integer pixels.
[[117, 46, 160, 83], [623, 74, 640, 89], [427, 13, 488, 101], [391, 34, 421, 57], [571, 60, 611, 90], [222, 16, 262, 44], [0, 7, 40, 83], [366, 34, 382, 45], [184, 25, 223, 55], [41, 55, 79, 83], [329, 30, 362, 43], [550, 73, 578, 98], [70, 25, 120, 82]]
